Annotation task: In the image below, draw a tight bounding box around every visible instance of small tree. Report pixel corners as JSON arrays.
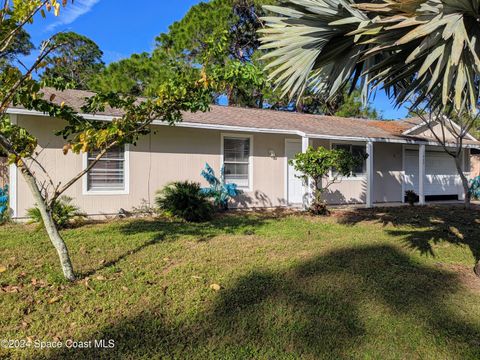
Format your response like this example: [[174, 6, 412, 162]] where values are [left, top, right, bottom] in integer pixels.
[[0, 1, 211, 281], [290, 146, 365, 214]]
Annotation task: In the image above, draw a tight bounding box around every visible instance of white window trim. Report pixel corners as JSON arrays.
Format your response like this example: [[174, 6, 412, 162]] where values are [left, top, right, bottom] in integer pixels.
[[220, 133, 253, 192], [82, 144, 130, 195], [329, 141, 367, 180]]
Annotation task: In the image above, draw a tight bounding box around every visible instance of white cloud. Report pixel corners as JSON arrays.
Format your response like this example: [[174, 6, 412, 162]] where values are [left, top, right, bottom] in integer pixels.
[[46, 0, 100, 31]]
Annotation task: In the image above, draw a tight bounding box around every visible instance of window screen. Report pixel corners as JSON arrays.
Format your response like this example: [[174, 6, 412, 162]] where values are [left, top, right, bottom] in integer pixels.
[[87, 146, 125, 191], [223, 137, 250, 187]]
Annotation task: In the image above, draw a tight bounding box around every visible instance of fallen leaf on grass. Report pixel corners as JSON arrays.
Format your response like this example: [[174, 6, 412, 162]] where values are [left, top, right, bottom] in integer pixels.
[[82, 279, 94, 291], [48, 296, 62, 304], [95, 275, 106, 281], [210, 283, 221, 291], [0, 266, 7, 273], [121, 286, 129, 292], [1, 285, 23, 293], [31, 278, 47, 289], [449, 226, 464, 240]]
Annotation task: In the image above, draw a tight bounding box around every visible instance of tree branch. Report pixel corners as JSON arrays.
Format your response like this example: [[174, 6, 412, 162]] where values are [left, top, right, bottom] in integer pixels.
[[50, 115, 156, 204], [0, 38, 60, 113], [0, 0, 49, 53]]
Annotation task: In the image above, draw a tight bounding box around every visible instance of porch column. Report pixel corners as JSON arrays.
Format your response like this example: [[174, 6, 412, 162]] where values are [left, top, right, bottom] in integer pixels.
[[301, 136, 311, 209], [366, 141, 374, 208], [419, 144, 425, 205]]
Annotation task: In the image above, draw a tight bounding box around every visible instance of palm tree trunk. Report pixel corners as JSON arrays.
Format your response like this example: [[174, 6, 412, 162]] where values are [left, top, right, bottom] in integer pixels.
[[19, 166, 75, 281]]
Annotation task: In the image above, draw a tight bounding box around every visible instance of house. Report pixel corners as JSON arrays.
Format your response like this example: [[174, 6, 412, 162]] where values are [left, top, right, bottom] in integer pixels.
[[4, 89, 480, 219]]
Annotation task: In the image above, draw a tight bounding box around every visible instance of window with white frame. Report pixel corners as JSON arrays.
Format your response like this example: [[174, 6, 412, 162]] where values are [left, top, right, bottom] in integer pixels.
[[223, 136, 251, 188], [86, 146, 126, 192], [332, 143, 367, 176]]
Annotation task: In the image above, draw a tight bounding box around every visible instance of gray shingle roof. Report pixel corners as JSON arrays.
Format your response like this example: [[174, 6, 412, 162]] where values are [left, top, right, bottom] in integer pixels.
[[9, 88, 479, 145]]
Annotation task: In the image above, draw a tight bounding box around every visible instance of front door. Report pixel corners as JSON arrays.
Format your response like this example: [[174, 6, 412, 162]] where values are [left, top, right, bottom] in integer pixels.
[[285, 139, 303, 205]]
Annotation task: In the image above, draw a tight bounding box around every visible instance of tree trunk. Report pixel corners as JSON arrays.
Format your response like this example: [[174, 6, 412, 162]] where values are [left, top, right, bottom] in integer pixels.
[[475, 260, 480, 277], [19, 166, 76, 281], [454, 156, 471, 210]]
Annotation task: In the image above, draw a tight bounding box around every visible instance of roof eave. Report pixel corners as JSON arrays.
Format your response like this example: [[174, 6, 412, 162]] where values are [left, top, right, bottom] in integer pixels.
[[7, 107, 478, 148]]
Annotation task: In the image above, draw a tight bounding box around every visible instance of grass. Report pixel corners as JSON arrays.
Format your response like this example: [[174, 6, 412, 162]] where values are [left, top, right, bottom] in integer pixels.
[[1, 206, 480, 359]]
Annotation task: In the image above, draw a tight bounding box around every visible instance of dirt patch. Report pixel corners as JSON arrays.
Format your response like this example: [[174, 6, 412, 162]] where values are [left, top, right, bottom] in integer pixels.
[[435, 263, 480, 293]]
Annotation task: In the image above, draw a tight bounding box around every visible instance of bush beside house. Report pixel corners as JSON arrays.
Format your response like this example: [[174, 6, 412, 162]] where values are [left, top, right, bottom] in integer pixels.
[[156, 181, 214, 222], [27, 196, 86, 230]]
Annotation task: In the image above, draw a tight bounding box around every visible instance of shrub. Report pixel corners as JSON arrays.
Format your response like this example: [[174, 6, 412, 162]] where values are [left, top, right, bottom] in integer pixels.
[[290, 146, 366, 215], [156, 181, 213, 222], [405, 190, 418, 206], [27, 196, 86, 229]]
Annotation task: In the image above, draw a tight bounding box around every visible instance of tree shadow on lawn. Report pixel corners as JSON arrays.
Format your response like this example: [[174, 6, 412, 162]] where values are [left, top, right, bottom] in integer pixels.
[[40, 245, 480, 359], [78, 212, 280, 279], [338, 205, 480, 274]]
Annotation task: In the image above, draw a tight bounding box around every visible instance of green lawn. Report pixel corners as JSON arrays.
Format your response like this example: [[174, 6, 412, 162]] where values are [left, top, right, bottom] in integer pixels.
[[1, 206, 480, 359]]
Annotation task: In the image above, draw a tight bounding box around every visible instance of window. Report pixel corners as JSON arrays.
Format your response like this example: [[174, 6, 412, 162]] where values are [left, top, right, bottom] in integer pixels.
[[223, 136, 251, 188], [86, 146, 127, 193], [332, 143, 367, 176]]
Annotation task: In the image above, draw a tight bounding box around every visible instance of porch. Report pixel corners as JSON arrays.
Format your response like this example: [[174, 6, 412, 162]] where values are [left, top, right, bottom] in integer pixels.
[[285, 136, 470, 209]]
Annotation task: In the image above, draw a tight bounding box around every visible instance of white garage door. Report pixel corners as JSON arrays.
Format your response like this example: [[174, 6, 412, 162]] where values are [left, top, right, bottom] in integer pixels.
[[405, 150, 461, 196]]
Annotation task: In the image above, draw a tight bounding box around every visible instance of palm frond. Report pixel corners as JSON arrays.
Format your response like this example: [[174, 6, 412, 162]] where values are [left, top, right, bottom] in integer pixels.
[[259, 0, 480, 114]]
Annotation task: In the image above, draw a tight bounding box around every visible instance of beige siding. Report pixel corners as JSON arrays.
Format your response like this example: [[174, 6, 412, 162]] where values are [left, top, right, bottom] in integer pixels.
[[411, 122, 458, 141], [14, 115, 288, 218]]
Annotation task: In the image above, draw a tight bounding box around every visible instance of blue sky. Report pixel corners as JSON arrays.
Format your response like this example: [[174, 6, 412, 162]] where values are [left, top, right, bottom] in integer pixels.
[[24, 0, 408, 119]]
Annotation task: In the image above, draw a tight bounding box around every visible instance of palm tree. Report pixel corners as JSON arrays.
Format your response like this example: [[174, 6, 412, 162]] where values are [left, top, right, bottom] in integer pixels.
[[259, 0, 479, 206], [259, 0, 480, 275], [259, 0, 480, 114]]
